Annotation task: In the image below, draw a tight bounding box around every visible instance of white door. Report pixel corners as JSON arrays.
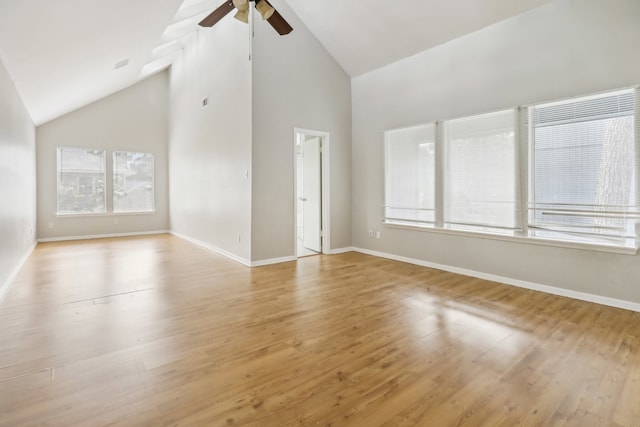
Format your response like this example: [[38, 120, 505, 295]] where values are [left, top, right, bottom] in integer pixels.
[[302, 137, 322, 252]]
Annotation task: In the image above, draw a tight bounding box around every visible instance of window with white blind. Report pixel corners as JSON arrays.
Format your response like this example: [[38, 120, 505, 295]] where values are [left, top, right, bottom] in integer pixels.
[[113, 151, 155, 213], [528, 89, 638, 247], [57, 147, 106, 214], [444, 109, 518, 232], [384, 124, 436, 225], [383, 87, 638, 251]]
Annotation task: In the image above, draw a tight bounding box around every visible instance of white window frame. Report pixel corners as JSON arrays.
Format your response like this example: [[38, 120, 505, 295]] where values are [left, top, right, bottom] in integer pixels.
[[526, 89, 637, 248], [441, 108, 519, 234], [56, 146, 107, 215], [384, 123, 437, 227], [112, 150, 156, 214]]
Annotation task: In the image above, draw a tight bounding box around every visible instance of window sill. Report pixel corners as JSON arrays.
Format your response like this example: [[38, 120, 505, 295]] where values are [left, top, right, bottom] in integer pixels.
[[383, 221, 638, 255], [113, 211, 156, 216], [56, 211, 156, 218]]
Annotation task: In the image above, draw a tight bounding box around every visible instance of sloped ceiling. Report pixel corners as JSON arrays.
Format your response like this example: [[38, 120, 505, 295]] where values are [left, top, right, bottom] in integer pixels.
[[0, 0, 554, 125], [0, 0, 183, 125], [282, 0, 554, 77]]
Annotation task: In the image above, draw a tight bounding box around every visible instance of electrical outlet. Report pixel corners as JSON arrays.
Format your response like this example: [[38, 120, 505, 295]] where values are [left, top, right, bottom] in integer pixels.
[[368, 230, 373, 238], [237, 233, 241, 243], [376, 231, 381, 240], [48, 222, 54, 229], [114, 219, 119, 225]]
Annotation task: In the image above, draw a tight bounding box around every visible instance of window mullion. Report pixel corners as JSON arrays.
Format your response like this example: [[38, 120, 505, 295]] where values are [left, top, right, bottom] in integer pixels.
[[635, 87, 640, 242], [518, 106, 529, 237], [434, 121, 444, 229]]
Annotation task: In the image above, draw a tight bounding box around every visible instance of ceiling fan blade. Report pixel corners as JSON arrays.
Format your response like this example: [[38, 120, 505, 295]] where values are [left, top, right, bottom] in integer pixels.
[[267, 9, 293, 35], [198, 0, 235, 27], [254, 0, 293, 35]]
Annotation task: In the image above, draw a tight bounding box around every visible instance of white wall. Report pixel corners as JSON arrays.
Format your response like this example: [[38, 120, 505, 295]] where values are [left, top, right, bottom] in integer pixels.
[[352, 0, 640, 303], [251, 0, 352, 261], [0, 54, 36, 296], [169, 21, 252, 262], [36, 71, 170, 239]]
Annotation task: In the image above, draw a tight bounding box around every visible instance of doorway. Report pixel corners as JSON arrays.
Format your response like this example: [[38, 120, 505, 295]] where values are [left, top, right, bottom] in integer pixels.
[[294, 129, 330, 258]]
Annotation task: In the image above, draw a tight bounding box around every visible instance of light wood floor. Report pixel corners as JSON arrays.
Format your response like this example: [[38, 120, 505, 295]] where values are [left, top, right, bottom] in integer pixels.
[[1, 235, 639, 426]]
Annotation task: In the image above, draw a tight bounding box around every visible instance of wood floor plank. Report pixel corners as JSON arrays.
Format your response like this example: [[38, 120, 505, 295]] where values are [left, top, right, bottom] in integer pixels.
[[0, 234, 639, 426]]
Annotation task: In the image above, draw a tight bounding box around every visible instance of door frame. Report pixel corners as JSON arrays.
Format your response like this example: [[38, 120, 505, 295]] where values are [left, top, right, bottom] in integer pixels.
[[293, 128, 330, 256]]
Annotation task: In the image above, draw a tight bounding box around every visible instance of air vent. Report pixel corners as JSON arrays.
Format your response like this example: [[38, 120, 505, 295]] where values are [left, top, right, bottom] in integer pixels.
[[115, 59, 129, 69]]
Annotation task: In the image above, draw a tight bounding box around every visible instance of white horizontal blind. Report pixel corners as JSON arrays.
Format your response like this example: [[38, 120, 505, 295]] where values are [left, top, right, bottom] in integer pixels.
[[443, 109, 518, 231], [57, 147, 106, 214], [385, 123, 436, 225], [529, 89, 637, 246]]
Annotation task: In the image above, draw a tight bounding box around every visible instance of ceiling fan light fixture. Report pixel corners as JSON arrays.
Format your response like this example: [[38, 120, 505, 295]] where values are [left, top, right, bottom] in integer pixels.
[[255, 0, 275, 20], [232, 0, 249, 11], [198, 0, 292, 35], [234, 8, 249, 23]]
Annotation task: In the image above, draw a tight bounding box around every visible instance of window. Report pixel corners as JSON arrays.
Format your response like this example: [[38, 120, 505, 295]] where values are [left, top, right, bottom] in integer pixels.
[[383, 87, 639, 251], [57, 147, 106, 214], [444, 109, 518, 232], [113, 151, 155, 213], [385, 124, 436, 225], [529, 89, 637, 246]]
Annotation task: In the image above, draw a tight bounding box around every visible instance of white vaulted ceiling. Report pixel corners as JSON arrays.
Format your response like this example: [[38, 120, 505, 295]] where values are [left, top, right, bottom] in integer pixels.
[[0, 0, 555, 125], [282, 0, 554, 77], [0, 0, 184, 125]]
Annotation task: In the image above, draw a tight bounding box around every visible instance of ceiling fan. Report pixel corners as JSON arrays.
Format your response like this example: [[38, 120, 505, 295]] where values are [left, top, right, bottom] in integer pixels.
[[198, 0, 293, 35]]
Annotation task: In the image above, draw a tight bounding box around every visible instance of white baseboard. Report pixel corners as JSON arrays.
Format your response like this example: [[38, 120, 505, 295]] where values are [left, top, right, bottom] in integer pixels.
[[352, 247, 640, 313], [171, 231, 252, 267], [251, 256, 297, 267], [0, 242, 37, 303], [327, 246, 355, 255], [38, 230, 170, 243], [171, 233, 304, 267], [253, 246, 358, 265]]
